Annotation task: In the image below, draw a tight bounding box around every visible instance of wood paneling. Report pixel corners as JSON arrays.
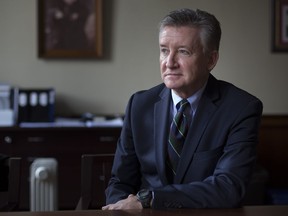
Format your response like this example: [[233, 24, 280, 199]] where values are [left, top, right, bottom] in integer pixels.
[[258, 115, 288, 188]]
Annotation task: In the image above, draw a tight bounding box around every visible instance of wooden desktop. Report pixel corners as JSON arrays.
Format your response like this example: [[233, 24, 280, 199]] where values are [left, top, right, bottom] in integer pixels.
[[0, 206, 288, 216]]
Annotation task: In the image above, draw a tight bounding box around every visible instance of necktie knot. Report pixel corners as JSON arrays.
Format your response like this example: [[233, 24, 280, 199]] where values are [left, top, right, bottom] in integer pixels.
[[177, 99, 189, 110], [175, 99, 191, 125]]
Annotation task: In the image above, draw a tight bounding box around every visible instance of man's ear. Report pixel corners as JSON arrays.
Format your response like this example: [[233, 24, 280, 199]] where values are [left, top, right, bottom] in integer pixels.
[[207, 51, 219, 71]]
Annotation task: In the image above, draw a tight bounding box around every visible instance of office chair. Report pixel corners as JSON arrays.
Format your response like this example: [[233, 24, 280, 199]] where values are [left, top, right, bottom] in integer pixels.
[[76, 154, 114, 210], [0, 157, 22, 211]]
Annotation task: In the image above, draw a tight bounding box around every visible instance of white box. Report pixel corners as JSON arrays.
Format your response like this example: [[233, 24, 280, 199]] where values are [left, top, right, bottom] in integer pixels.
[[0, 109, 13, 126]]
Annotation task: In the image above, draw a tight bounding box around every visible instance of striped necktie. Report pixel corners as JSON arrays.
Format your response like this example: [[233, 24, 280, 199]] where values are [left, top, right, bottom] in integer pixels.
[[167, 99, 191, 178]]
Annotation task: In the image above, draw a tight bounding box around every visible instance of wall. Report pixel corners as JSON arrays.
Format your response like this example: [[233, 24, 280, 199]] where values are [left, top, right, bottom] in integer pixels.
[[0, 0, 287, 116]]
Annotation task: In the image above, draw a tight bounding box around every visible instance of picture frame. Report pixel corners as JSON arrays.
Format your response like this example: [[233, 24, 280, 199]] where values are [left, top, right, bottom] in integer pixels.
[[272, 0, 288, 52], [37, 0, 103, 58]]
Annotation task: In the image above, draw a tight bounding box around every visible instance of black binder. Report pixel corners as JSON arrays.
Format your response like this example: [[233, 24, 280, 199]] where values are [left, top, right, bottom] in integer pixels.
[[17, 88, 55, 123]]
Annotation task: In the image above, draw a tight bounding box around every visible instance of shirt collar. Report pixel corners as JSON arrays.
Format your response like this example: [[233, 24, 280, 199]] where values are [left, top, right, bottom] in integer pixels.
[[171, 82, 207, 116]]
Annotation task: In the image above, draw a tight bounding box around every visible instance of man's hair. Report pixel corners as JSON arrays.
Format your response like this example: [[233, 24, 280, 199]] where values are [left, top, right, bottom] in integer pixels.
[[159, 8, 221, 53]]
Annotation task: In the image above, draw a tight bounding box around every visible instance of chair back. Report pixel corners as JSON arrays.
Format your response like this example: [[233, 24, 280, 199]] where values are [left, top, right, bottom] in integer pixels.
[[76, 154, 114, 210], [0, 157, 21, 211]]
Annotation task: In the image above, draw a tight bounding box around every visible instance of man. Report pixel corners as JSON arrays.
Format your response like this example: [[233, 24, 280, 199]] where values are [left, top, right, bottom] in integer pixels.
[[102, 8, 263, 210]]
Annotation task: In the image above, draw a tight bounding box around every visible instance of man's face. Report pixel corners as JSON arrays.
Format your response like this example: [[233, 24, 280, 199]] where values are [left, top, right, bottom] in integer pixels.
[[159, 26, 218, 98]]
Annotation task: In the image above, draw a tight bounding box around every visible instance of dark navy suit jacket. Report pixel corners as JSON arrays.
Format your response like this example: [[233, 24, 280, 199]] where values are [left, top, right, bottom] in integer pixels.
[[105, 74, 263, 209]]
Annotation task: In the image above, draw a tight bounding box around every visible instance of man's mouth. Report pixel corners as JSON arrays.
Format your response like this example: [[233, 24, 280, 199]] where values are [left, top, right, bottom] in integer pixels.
[[165, 73, 181, 77]]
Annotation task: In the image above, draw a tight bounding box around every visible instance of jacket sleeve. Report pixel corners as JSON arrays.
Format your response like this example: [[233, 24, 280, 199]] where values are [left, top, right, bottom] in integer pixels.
[[105, 94, 142, 204]]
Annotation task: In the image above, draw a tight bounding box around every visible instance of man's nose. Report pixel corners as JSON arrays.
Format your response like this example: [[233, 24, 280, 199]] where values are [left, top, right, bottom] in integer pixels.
[[166, 53, 178, 68]]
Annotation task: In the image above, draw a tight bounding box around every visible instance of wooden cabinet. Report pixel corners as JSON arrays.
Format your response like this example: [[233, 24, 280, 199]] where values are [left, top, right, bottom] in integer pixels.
[[2, 115, 288, 209], [0, 126, 121, 210], [257, 116, 288, 188]]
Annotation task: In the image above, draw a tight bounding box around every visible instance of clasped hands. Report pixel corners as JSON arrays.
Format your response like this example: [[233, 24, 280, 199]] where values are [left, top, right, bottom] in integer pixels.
[[102, 194, 143, 210]]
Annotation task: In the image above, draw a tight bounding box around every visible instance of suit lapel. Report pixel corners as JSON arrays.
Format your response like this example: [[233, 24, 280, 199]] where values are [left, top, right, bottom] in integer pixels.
[[175, 75, 220, 183], [154, 88, 171, 185]]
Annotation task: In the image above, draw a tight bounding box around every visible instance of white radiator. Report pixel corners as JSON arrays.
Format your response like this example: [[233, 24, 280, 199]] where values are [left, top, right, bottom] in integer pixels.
[[30, 158, 58, 211]]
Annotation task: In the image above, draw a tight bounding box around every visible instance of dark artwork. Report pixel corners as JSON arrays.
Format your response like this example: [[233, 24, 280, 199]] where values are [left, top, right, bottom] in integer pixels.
[[44, 0, 95, 51]]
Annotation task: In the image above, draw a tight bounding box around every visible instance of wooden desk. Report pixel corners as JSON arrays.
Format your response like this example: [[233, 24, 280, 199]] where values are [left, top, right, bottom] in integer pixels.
[[0, 206, 288, 216]]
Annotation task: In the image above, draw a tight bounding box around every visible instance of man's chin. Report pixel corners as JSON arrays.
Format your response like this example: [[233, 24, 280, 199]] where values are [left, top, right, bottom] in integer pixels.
[[163, 81, 180, 90]]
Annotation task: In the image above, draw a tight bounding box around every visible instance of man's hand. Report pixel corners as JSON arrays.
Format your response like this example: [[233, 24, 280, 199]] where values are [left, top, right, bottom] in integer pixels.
[[102, 194, 143, 210]]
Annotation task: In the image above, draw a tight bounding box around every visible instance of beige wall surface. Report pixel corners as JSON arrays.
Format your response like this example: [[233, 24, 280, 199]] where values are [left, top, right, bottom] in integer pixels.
[[0, 0, 287, 116]]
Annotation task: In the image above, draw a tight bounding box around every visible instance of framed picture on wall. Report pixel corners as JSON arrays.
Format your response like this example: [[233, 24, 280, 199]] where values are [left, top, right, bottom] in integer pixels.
[[37, 0, 103, 58], [272, 0, 288, 52]]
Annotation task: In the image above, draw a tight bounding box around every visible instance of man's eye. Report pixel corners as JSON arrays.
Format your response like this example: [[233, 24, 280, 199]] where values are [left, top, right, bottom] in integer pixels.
[[178, 49, 191, 55], [160, 48, 169, 55]]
